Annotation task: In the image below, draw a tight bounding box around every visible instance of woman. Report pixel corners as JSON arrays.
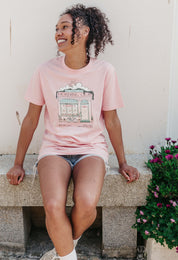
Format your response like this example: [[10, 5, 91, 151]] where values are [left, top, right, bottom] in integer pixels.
[[6, 4, 139, 260]]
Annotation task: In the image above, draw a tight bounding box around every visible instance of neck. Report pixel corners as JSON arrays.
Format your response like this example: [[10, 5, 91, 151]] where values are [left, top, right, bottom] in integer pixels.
[[64, 50, 89, 69]]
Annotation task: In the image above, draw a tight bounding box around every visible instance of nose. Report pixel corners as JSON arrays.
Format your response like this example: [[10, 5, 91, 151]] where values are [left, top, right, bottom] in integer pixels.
[[56, 29, 62, 36]]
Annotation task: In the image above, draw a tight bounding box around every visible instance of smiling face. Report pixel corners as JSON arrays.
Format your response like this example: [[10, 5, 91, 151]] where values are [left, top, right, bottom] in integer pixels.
[[55, 14, 89, 54]]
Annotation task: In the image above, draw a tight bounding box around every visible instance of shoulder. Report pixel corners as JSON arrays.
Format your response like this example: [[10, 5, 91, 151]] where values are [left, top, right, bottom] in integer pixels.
[[91, 58, 116, 73], [36, 56, 63, 73]]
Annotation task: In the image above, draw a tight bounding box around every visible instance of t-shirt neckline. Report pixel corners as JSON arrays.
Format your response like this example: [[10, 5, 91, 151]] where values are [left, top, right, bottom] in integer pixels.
[[61, 55, 93, 73]]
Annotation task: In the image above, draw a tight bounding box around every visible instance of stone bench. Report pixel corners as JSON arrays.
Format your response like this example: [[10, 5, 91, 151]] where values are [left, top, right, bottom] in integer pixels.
[[0, 154, 152, 259]]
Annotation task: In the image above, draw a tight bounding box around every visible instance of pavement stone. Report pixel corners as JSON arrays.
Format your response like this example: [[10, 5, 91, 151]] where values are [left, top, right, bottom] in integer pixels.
[[0, 226, 145, 260]]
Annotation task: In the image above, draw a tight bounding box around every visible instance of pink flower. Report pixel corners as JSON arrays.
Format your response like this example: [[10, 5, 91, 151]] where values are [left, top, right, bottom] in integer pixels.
[[137, 218, 141, 223], [152, 157, 163, 164], [140, 210, 144, 215], [172, 140, 177, 144], [145, 230, 149, 235], [154, 192, 158, 198], [172, 201, 177, 207], [170, 219, 175, 223], [143, 219, 147, 223], [150, 145, 155, 150], [156, 185, 159, 191], [170, 200, 177, 207], [165, 149, 171, 154], [157, 203, 162, 208], [176, 247, 178, 253], [166, 204, 171, 208], [157, 224, 160, 228], [165, 138, 171, 141], [165, 154, 173, 160], [174, 154, 178, 159], [175, 145, 178, 149], [154, 157, 159, 163]]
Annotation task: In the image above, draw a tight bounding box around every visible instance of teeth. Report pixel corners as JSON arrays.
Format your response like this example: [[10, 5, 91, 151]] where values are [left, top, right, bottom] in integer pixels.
[[58, 39, 66, 44]]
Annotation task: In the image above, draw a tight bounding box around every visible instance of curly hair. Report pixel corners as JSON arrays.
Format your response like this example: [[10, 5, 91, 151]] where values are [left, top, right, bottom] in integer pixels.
[[61, 4, 113, 63]]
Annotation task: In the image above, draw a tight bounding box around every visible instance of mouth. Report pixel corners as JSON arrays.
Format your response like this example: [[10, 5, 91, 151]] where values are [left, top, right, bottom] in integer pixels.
[[57, 39, 67, 46]]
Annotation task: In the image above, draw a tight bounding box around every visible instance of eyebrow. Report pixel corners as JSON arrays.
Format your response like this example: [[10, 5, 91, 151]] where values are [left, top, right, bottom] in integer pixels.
[[56, 21, 72, 27]]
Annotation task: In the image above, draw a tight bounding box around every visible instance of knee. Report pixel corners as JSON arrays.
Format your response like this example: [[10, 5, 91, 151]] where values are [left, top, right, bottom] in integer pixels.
[[44, 199, 65, 220], [73, 191, 97, 216]]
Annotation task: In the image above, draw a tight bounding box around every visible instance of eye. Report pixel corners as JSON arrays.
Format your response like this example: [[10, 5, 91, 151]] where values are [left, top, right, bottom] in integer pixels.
[[62, 25, 68, 29]]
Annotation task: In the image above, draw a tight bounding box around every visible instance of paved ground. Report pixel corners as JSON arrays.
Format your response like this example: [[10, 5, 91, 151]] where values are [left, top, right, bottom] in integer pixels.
[[0, 226, 145, 260]]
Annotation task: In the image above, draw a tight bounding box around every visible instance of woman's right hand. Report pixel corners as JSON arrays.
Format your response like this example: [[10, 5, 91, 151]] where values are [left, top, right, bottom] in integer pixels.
[[6, 103, 42, 185], [6, 165, 25, 185]]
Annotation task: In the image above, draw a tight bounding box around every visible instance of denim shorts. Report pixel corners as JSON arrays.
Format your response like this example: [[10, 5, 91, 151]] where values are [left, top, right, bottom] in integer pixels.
[[57, 154, 100, 169], [32, 154, 109, 185]]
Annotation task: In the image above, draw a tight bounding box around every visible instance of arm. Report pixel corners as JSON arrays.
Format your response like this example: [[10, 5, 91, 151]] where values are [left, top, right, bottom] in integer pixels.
[[103, 109, 140, 183], [6, 103, 42, 185]]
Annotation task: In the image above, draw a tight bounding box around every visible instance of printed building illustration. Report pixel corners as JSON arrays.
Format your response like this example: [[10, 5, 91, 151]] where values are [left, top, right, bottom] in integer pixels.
[[56, 82, 94, 127]]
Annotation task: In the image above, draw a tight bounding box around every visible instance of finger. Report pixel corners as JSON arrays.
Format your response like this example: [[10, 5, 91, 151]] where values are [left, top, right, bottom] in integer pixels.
[[7, 173, 13, 184], [132, 174, 137, 182], [129, 168, 139, 180], [9, 178, 14, 185], [127, 179, 133, 183], [126, 172, 136, 183], [11, 174, 18, 185], [11, 177, 16, 185], [135, 170, 140, 180], [136, 174, 139, 180], [126, 174, 134, 183], [17, 174, 24, 184], [129, 176, 135, 182], [127, 170, 135, 182], [14, 174, 21, 185], [122, 170, 130, 181]]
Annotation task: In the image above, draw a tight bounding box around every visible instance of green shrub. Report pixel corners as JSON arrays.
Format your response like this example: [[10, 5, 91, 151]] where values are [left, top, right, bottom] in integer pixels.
[[133, 138, 178, 252]]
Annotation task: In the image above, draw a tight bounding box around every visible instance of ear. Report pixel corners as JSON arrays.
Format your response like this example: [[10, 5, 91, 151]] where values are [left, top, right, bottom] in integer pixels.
[[83, 26, 90, 37]]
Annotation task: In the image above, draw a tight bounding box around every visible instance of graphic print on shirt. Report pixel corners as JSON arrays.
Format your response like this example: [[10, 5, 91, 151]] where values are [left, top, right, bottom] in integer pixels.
[[56, 82, 94, 127]]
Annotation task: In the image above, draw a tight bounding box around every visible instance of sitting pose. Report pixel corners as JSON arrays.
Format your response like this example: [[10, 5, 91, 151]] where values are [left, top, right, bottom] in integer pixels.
[[6, 4, 139, 260]]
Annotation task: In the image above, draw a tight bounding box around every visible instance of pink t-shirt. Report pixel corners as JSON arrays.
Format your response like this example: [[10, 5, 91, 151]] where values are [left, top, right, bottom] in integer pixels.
[[25, 56, 123, 162]]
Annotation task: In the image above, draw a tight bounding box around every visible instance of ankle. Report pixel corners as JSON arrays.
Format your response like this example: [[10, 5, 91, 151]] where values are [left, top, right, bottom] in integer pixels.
[[73, 236, 81, 247], [58, 248, 77, 260]]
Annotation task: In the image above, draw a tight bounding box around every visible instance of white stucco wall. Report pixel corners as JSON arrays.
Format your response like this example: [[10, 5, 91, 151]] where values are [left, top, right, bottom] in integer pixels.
[[0, 0, 175, 155], [167, 0, 178, 140]]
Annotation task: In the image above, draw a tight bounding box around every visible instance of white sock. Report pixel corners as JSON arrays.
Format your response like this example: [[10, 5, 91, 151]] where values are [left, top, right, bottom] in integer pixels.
[[58, 248, 77, 260], [73, 236, 81, 248]]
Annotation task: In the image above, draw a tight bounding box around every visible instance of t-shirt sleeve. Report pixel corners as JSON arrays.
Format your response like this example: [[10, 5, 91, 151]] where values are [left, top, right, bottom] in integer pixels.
[[24, 67, 45, 106], [102, 64, 124, 111]]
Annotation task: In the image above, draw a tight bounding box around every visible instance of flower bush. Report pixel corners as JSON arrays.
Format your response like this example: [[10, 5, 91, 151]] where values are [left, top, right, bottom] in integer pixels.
[[133, 138, 178, 252]]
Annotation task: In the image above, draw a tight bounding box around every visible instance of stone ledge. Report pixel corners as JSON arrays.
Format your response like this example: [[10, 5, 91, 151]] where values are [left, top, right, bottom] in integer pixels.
[[0, 154, 151, 207], [0, 154, 152, 258]]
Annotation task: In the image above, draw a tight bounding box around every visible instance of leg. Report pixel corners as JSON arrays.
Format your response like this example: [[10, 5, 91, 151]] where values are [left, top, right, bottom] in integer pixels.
[[38, 155, 73, 256], [71, 156, 106, 239]]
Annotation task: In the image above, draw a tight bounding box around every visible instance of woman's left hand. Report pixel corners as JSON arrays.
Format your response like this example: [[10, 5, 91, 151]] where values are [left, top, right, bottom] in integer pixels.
[[119, 163, 140, 183]]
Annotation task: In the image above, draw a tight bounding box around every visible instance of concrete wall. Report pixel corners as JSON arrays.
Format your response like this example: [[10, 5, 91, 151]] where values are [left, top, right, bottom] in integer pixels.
[[0, 0, 175, 155]]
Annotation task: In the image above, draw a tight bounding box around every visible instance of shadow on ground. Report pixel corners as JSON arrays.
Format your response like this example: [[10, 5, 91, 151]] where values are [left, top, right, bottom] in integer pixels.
[[1, 226, 132, 260]]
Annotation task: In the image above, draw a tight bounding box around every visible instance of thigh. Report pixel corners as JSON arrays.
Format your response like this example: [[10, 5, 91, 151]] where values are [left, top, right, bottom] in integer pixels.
[[37, 155, 72, 207], [72, 156, 106, 205]]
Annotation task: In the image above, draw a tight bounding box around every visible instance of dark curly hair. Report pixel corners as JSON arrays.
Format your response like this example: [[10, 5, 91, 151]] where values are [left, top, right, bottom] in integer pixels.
[[61, 4, 113, 63]]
